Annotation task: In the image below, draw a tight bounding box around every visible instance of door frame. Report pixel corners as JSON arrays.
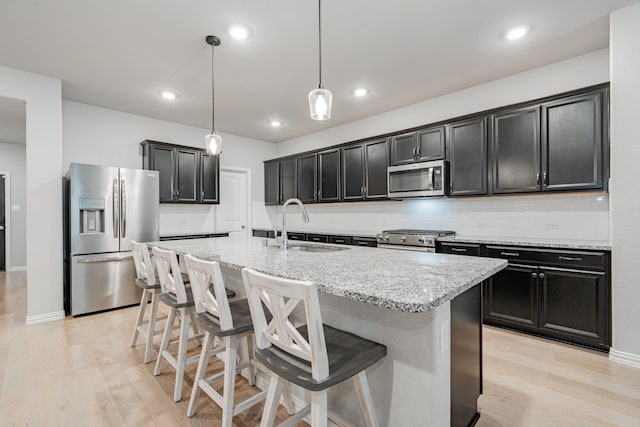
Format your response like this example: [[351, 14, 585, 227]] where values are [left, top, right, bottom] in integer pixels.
[[0, 171, 11, 270], [217, 166, 252, 235]]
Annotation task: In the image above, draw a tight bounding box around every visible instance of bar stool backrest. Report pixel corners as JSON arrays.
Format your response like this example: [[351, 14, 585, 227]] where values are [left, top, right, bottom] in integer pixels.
[[131, 241, 156, 286], [184, 254, 233, 330], [241, 268, 329, 381], [153, 247, 188, 303]]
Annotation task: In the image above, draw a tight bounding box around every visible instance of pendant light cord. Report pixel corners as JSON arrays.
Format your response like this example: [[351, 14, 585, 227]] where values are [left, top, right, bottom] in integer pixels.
[[318, 0, 322, 89], [211, 42, 215, 133]]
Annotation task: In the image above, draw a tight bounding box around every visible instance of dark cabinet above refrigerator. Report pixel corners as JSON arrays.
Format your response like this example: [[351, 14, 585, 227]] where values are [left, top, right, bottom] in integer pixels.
[[141, 140, 219, 204]]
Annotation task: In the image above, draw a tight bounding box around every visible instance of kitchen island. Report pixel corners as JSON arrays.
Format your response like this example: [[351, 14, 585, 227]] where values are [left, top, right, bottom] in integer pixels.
[[152, 235, 507, 426]]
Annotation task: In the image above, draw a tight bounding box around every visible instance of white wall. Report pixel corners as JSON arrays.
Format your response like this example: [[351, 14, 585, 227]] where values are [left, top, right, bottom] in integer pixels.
[[62, 101, 277, 234], [0, 141, 27, 268], [609, 4, 640, 365], [0, 65, 63, 323], [268, 49, 611, 242]]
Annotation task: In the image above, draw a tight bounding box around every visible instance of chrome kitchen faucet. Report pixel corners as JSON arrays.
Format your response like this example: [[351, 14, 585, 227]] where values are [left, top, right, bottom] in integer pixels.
[[281, 198, 310, 250]]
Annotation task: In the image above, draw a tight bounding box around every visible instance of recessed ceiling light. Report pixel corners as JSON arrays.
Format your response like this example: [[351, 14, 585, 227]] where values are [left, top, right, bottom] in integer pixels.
[[354, 88, 368, 97], [229, 24, 250, 40], [269, 120, 282, 127], [504, 25, 530, 40], [161, 91, 176, 100]]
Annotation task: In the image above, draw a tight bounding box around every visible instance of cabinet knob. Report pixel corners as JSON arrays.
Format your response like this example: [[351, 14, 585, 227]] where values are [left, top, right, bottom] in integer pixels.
[[531, 273, 538, 278], [538, 273, 545, 279]]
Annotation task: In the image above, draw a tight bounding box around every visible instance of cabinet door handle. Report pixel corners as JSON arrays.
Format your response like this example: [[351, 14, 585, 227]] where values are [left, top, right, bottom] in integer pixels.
[[558, 256, 582, 262], [364, 186, 368, 197], [201, 190, 205, 199], [451, 247, 467, 253], [531, 273, 538, 278], [416, 146, 421, 158], [536, 173, 540, 185], [544, 171, 549, 186], [412, 147, 417, 158], [538, 273, 545, 279], [317, 189, 321, 201], [334, 239, 345, 244], [500, 251, 520, 257]]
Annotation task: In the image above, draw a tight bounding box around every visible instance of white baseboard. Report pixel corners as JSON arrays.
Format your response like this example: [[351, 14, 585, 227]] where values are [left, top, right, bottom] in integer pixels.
[[26, 310, 65, 325], [8, 265, 27, 272], [609, 348, 640, 369]]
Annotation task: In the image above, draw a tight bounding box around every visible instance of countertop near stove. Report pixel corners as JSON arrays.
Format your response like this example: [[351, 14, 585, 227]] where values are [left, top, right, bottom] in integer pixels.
[[151, 234, 507, 313], [439, 235, 612, 251]]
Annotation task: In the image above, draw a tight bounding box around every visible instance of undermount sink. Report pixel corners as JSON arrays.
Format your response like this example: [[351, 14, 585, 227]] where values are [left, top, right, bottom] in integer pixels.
[[285, 245, 350, 253]]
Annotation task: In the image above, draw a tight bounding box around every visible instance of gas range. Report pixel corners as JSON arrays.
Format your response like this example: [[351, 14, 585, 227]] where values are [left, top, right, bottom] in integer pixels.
[[376, 229, 456, 252]]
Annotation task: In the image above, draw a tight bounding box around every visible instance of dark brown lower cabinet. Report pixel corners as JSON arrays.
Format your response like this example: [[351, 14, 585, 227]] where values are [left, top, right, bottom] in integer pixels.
[[484, 264, 538, 332], [483, 250, 610, 351]]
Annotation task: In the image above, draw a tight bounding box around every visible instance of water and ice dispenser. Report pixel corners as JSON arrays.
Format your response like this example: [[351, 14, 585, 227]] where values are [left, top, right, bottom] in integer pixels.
[[79, 198, 105, 234]]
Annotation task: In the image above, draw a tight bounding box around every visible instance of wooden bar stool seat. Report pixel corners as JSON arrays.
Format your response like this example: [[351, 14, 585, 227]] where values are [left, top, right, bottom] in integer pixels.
[[130, 241, 169, 364], [242, 268, 387, 427], [153, 247, 204, 402], [184, 254, 269, 426]]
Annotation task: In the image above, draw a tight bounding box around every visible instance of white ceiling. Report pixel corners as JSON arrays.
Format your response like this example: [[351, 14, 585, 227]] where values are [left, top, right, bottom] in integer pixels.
[[0, 0, 637, 143], [0, 97, 26, 144]]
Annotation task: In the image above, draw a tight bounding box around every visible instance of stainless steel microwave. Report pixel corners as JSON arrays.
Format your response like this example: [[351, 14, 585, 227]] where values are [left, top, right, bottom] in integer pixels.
[[387, 160, 448, 198]]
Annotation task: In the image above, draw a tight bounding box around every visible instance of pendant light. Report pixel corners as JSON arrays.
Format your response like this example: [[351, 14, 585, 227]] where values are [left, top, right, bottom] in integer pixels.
[[205, 35, 222, 155], [308, 0, 332, 120]]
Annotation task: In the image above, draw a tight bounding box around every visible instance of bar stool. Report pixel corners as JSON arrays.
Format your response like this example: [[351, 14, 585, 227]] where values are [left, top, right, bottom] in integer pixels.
[[242, 268, 387, 427], [153, 247, 203, 402], [130, 240, 168, 364], [184, 254, 268, 425]]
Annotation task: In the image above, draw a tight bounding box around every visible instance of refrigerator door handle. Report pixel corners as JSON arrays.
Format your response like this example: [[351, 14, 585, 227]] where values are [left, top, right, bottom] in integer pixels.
[[113, 179, 119, 238], [121, 179, 127, 238], [76, 254, 133, 263]]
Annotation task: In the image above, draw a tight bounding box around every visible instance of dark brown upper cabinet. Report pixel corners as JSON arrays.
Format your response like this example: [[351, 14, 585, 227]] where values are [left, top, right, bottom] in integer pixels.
[[264, 160, 280, 206], [142, 140, 219, 204], [199, 153, 220, 204], [542, 90, 604, 192], [318, 148, 341, 202], [297, 153, 318, 203], [448, 116, 488, 196], [341, 138, 389, 201], [389, 126, 446, 166], [490, 106, 541, 194], [279, 157, 297, 203]]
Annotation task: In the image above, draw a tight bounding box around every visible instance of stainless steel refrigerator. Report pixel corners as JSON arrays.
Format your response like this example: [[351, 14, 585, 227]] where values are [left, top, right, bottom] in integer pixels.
[[63, 163, 159, 316]]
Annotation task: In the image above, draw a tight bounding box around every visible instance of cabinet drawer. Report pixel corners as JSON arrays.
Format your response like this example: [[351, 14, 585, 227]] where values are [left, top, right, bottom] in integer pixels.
[[307, 234, 329, 243], [329, 235, 353, 245], [486, 245, 606, 269], [439, 243, 481, 256], [351, 237, 377, 247], [252, 229, 270, 238], [286, 232, 305, 241]]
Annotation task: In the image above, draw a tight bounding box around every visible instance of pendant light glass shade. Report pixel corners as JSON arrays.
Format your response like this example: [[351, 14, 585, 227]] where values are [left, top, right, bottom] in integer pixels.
[[308, 87, 332, 120], [205, 35, 222, 155], [205, 132, 222, 155], [309, 0, 332, 121]]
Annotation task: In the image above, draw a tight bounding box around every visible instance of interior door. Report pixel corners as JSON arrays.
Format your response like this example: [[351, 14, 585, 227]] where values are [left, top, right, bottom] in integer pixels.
[[0, 174, 5, 271], [217, 169, 248, 236]]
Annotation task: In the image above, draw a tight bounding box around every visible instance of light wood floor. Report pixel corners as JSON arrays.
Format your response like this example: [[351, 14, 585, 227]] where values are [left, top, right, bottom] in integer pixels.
[[1, 271, 639, 426]]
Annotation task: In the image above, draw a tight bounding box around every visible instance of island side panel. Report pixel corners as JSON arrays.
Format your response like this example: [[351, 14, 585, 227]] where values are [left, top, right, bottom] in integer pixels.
[[318, 292, 451, 427], [451, 283, 482, 427]]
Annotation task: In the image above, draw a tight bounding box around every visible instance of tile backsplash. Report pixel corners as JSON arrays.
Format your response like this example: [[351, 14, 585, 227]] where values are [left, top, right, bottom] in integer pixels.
[[266, 192, 610, 241]]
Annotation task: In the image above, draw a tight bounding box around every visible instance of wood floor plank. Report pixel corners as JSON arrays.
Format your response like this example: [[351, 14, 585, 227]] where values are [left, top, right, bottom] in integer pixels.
[[2, 271, 640, 426]]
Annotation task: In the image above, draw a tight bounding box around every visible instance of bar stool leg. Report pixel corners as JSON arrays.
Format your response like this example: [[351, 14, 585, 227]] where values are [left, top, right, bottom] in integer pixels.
[[144, 290, 160, 363], [241, 335, 255, 386], [154, 307, 176, 376], [187, 331, 214, 417], [130, 288, 151, 347], [260, 375, 284, 427], [353, 371, 379, 427], [221, 335, 238, 427], [311, 390, 328, 427], [174, 307, 192, 402]]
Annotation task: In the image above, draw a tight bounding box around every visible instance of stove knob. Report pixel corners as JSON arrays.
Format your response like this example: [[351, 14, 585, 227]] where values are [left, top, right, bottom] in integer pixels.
[[400, 236, 406, 242], [384, 235, 390, 241], [418, 238, 425, 243]]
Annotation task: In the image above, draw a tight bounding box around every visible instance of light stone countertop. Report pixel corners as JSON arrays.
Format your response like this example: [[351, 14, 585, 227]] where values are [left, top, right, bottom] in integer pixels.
[[150, 234, 507, 313], [253, 228, 378, 238], [438, 235, 612, 251]]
